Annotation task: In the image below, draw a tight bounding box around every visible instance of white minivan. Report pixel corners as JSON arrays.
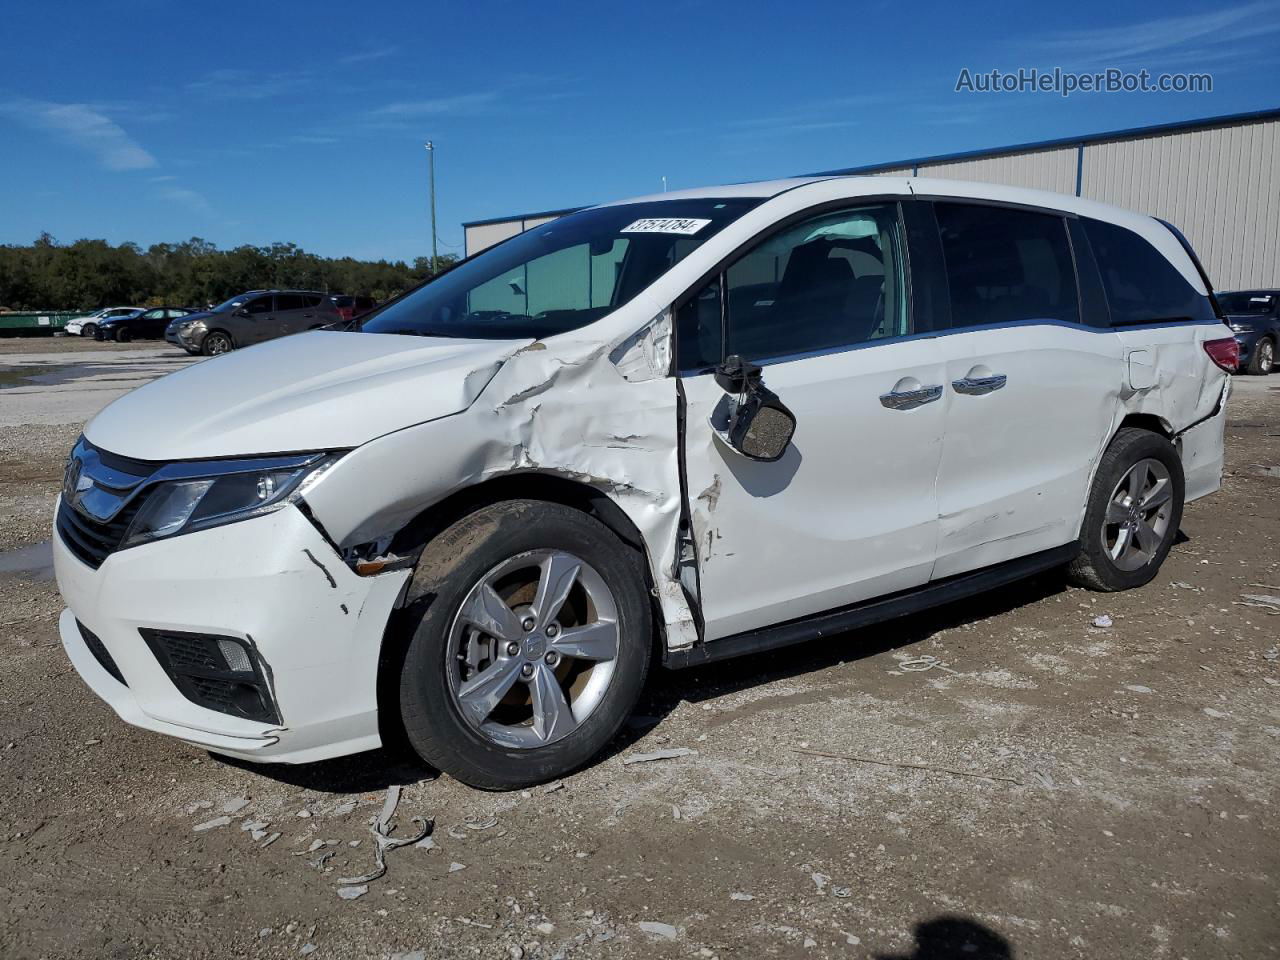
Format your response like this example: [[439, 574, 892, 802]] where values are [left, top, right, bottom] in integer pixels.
[[53, 177, 1237, 788]]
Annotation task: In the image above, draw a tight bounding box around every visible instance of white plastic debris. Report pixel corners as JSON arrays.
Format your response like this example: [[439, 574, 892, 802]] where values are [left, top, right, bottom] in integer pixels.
[[730, 892, 754, 901], [222, 797, 250, 814], [622, 747, 697, 765], [638, 921, 678, 940], [449, 862, 466, 873], [192, 816, 232, 832], [1203, 707, 1227, 719], [337, 885, 368, 900], [1092, 614, 1113, 628]]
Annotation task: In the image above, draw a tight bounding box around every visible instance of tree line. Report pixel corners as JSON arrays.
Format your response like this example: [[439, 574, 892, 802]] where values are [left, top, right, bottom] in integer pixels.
[[0, 233, 459, 311]]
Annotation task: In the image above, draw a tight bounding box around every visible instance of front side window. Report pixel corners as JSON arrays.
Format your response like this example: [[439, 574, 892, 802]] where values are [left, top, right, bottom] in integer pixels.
[[1082, 218, 1213, 326], [275, 293, 307, 311], [361, 199, 761, 341], [678, 204, 907, 369], [245, 296, 273, 315], [935, 203, 1079, 328], [1208, 291, 1273, 316]]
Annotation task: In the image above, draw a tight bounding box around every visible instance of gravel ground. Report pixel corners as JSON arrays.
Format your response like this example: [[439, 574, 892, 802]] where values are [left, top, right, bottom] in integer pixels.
[[1, 339, 1277, 960]]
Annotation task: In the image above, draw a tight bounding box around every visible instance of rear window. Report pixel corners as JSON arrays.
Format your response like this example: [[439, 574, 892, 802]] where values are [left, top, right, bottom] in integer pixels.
[[275, 293, 308, 311], [1082, 219, 1214, 326], [935, 203, 1079, 328]]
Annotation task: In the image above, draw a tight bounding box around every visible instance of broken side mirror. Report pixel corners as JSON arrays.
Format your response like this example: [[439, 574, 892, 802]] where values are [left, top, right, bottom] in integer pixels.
[[712, 354, 797, 462]]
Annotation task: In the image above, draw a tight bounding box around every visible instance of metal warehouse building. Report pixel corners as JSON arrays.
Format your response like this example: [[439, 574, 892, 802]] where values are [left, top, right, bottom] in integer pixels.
[[462, 107, 1280, 291]]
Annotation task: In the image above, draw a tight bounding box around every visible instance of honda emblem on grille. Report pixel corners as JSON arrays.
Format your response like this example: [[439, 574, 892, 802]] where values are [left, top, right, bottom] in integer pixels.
[[63, 455, 92, 507]]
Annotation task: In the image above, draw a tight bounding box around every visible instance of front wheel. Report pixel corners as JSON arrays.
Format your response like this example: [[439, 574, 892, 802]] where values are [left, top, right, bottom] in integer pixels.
[[114, 328, 132, 343], [201, 331, 233, 356], [398, 500, 652, 789], [1247, 337, 1274, 375], [1067, 427, 1184, 592], [80, 324, 97, 338]]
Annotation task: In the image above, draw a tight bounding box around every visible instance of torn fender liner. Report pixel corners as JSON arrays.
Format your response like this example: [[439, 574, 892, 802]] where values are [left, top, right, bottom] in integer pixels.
[[304, 306, 701, 650]]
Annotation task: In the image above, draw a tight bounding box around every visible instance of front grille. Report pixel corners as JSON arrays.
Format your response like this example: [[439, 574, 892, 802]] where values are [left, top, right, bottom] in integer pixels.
[[57, 439, 157, 569], [78, 620, 127, 686], [141, 629, 280, 724], [56, 497, 145, 569]]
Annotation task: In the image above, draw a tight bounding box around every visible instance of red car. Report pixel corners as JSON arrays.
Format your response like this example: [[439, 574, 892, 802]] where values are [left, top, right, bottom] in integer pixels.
[[330, 295, 377, 324]]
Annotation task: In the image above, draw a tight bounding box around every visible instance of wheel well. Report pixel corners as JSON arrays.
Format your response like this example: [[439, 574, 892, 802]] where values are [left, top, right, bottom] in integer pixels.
[[372, 473, 663, 760], [1116, 413, 1172, 440]]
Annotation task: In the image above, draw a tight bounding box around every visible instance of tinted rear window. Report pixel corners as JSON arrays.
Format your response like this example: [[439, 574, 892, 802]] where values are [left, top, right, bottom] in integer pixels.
[[1082, 219, 1213, 326], [935, 203, 1079, 328], [275, 293, 308, 311]]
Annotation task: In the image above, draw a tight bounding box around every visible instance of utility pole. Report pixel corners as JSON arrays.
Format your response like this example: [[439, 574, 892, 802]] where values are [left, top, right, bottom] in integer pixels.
[[424, 141, 438, 274]]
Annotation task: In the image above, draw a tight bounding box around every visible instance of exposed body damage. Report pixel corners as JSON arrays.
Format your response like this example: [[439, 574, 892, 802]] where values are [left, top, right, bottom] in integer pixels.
[[302, 305, 701, 651]]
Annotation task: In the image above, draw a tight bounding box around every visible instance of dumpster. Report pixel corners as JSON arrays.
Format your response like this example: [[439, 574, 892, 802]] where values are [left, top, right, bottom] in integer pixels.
[[0, 312, 93, 335]]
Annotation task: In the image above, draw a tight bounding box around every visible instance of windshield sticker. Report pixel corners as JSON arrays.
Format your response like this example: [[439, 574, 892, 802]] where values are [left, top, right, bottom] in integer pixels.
[[621, 218, 712, 236]]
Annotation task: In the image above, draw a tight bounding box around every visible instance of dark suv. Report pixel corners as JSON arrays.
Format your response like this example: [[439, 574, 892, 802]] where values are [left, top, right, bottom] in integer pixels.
[[166, 290, 342, 355], [1219, 290, 1278, 375]]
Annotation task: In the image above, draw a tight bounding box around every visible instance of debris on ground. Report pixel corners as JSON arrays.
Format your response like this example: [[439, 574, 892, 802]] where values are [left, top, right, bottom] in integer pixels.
[[336, 884, 368, 900], [795, 748, 1023, 786], [1092, 614, 1113, 628], [638, 921, 679, 940], [622, 747, 697, 765], [335, 784, 431, 887], [192, 816, 232, 832], [449, 862, 466, 873], [730, 892, 754, 901], [463, 814, 498, 830], [221, 797, 250, 814], [895, 654, 960, 674], [543, 780, 566, 793]]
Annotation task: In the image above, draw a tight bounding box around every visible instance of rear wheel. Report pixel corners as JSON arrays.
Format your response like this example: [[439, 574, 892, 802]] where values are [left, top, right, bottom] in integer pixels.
[[1247, 337, 1274, 375], [201, 331, 232, 356], [1067, 427, 1184, 591], [398, 500, 651, 789]]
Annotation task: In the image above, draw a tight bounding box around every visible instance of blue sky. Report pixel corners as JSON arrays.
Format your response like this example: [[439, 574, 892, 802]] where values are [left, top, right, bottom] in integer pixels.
[[1, 0, 1277, 263]]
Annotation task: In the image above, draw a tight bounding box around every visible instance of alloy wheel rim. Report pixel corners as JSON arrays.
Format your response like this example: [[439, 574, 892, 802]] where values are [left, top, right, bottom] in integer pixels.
[[445, 549, 619, 749], [208, 335, 229, 354], [1261, 340, 1274, 370], [1103, 457, 1173, 571]]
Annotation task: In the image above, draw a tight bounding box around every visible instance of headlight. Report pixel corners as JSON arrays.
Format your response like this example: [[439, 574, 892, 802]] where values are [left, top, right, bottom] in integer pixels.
[[123, 453, 341, 547]]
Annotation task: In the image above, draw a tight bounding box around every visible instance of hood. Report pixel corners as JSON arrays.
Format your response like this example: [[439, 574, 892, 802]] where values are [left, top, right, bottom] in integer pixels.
[[85, 330, 527, 460], [1226, 313, 1264, 327], [172, 310, 215, 325]]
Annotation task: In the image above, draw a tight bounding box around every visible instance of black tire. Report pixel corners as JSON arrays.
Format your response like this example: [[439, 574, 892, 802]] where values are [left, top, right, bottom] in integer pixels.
[[1246, 336, 1274, 375], [1067, 427, 1184, 592], [80, 324, 97, 338], [201, 331, 233, 356], [397, 500, 652, 790], [115, 327, 132, 343]]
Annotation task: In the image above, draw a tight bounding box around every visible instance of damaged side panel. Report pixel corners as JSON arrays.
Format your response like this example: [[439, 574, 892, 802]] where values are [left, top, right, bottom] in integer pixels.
[[303, 305, 701, 650]]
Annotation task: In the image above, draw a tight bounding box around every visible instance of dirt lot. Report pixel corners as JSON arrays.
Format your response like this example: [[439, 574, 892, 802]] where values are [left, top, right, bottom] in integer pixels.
[[1, 339, 1277, 960]]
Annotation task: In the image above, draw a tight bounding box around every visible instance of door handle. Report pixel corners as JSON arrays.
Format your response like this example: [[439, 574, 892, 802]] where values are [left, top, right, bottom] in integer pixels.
[[952, 373, 1007, 396], [879, 384, 943, 410]]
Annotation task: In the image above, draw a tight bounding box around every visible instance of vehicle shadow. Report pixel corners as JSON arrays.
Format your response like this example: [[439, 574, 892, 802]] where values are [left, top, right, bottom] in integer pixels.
[[874, 915, 1015, 959], [221, 552, 1133, 790]]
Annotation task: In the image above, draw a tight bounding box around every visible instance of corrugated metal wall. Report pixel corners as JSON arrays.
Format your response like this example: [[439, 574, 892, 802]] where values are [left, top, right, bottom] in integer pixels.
[[1080, 118, 1279, 289], [464, 116, 1279, 289], [918, 146, 1079, 195]]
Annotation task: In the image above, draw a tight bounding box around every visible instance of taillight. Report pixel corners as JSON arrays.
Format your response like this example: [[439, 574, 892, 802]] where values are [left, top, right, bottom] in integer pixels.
[[1203, 337, 1239, 372]]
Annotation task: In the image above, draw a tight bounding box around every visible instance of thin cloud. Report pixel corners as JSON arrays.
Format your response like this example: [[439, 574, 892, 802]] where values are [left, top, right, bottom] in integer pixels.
[[158, 184, 213, 215], [371, 91, 500, 117], [339, 45, 398, 65], [0, 98, 156, 170], [1036, 1, 1280, 65]]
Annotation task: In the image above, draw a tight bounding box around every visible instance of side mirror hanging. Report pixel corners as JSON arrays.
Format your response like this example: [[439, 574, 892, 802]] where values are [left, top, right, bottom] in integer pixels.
[[713, 355, 797, 462]]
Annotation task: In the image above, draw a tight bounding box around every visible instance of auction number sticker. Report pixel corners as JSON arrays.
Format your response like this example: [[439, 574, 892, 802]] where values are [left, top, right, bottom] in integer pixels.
[[621, 218, 711, 235]]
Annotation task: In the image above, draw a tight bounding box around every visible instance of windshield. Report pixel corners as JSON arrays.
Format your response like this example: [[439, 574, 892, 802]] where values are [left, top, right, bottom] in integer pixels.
[[360, 199, 762, 340], [1218, 292, 1276, 315], [212, 295, 250, 312]]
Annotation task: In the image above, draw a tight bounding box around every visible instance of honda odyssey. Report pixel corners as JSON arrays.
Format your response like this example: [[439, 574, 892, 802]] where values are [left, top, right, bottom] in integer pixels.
[[54, 176, 1234, 788]]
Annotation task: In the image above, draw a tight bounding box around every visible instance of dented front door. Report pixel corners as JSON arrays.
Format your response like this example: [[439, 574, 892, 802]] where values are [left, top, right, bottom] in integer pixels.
[[681, 339, 947, 643]]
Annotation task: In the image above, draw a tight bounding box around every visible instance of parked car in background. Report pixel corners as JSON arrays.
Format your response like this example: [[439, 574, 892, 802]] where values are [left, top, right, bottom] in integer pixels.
[[166, 290, 342, 355], [96, 306, 193, 342], [330, 295, 377, 325], [1219, 289, 1278, 375], [65, 307, 142, 338], [54, 177, 1233, 789]]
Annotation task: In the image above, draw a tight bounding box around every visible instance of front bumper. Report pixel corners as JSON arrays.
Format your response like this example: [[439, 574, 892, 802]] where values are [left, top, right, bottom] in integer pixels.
[[54, 501, 410, 763], [166, 325, 205, 351], [1232, 330, 1260, 365]]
